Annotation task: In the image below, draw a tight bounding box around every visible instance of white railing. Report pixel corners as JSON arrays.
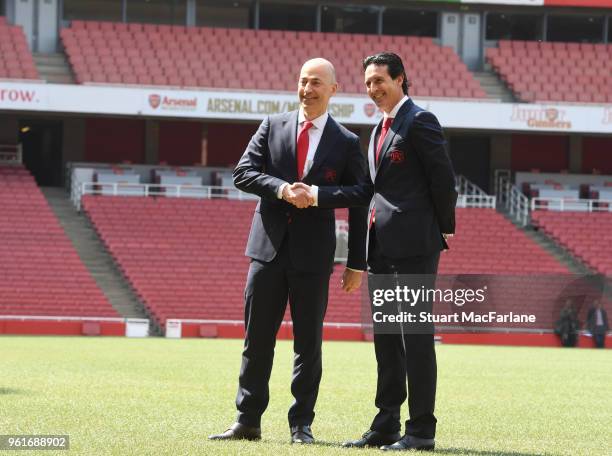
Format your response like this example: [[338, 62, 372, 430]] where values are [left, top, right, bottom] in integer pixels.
[[531, 197, 612, 212], [456, 194, 496, 208], [455, 175, 496, 208], [494, 169, 510, 197], [457, 174, 487, 197], [496, 170, 529, 226], [75, 182, 258, 210], [70, 171, 83, 208], [76, 177, 500, 212], [0, 144, 22, 164]]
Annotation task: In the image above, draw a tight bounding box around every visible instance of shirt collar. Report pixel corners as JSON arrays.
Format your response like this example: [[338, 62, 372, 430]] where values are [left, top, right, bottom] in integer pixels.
[[298, 110, 329, 130], [384, 95, 409, 121]]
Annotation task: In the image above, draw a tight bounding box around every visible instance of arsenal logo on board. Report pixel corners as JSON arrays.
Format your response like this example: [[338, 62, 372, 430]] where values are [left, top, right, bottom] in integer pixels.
[[149, 94, 161, 109], [364, 103, 376, 117], [545, 108, 558, 121]]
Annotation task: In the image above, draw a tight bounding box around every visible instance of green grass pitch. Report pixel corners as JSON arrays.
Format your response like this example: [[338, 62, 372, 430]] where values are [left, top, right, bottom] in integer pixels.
[[0, 337, 610, 455]]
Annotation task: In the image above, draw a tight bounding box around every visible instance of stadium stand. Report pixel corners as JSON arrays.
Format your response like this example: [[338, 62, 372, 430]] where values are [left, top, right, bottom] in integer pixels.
[[60, 21, 488, 99], [532, 211, 612, 276], [487, 40, 612, 104], [0, 17, 39, 80], [83, 196, 568, 330], [441, 208, 567, 275], [0, 166, 117, 317], [81, 196, 256, 325]]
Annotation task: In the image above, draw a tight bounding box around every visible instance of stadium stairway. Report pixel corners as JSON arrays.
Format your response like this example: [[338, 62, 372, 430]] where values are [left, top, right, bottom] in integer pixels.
[[473, 66, 516, 103], [501, 213, 592, 275], [41, 187, 147, 322], [33, 53, 75, 84], [531, 211, 612, 277]]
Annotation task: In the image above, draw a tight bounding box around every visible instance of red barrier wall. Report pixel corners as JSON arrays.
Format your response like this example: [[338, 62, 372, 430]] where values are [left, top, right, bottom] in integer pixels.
[[0, 320, 125, 336], [176, 322, 611, 348]]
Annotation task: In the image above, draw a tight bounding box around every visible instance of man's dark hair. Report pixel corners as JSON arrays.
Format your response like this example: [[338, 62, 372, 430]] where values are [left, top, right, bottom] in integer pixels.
[[363, 52, 409, 95]]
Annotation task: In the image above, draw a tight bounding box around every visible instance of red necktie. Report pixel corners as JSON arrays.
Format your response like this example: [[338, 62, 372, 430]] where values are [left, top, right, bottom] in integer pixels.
[[375, 117, 393, 164], [296, 121, 313, 180], [369, 117, 393, 228]]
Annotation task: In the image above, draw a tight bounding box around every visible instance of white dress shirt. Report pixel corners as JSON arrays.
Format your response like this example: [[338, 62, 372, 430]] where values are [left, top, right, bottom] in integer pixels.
[[384, 95, 409, 122], [276, 109, 327, 204], [276, 111, 362, 272]]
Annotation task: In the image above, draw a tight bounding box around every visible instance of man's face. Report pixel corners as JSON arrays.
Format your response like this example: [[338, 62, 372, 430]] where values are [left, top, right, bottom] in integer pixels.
[[364, 64, 404, 113], [298, 62, 337, 115]]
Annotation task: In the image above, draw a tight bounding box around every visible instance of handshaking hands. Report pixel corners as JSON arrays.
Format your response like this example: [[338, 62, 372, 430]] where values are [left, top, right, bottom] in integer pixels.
[[282, 182, 316, 209]]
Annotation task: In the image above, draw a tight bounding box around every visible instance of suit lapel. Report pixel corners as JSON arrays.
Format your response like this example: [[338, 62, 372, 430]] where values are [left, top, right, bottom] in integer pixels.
[[304, 116, 339, 180], [368, 121, 378, 182], [376, 99, 413, 173], [281, 110, 299, 182]]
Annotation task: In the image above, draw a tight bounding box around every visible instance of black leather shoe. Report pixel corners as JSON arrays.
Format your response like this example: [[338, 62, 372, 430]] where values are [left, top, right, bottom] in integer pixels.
[[380, 434, 435, 451], [290, 425, 314, 444], [342, 429, 402, 448], [208, 422, 261, 441]]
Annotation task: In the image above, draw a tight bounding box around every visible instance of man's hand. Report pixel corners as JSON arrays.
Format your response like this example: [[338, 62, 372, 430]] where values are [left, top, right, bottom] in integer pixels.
[[282, 183, 314, 208], [341, 268, 362, 293], [442, 233, 454, 240]]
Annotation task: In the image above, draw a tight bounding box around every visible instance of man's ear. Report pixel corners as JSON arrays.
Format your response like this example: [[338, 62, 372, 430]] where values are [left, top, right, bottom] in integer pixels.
[[395, 74, 404, 89]]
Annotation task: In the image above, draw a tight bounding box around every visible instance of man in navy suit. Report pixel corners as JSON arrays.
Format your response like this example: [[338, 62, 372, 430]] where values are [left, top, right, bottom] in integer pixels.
[[343, 52, 457, 451], [209, 58, 369, 444]]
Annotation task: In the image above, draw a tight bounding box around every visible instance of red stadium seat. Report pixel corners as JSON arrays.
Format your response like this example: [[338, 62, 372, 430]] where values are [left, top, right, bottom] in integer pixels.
[[59, 20, 487, 99], [488, 40, 612, 103], [0, 166, 117, 318], [0, 20, 39, 80]]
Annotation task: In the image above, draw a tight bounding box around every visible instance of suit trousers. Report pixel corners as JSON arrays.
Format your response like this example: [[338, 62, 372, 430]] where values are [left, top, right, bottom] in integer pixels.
[[367, 227, 440, 439], [235, 237, 331, 428]]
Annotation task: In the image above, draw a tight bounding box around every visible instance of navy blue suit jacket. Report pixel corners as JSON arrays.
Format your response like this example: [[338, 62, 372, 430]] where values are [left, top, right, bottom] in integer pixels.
[[233, 110, 369, 273], [313, 99, 457, 260], [368, 99, 457, 259]]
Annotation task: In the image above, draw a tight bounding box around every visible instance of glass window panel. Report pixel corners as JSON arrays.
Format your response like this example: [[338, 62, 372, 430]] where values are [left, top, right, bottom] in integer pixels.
[[127, 0, 187, 25], [383, 9, 438, 37], [260, 2, 316, 32], [321, 5, 378, 35], [197, 0, 253, 29], [485, 13, 543, 41], [547, 15, 604, 43], [63, 0, 123, 22]]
